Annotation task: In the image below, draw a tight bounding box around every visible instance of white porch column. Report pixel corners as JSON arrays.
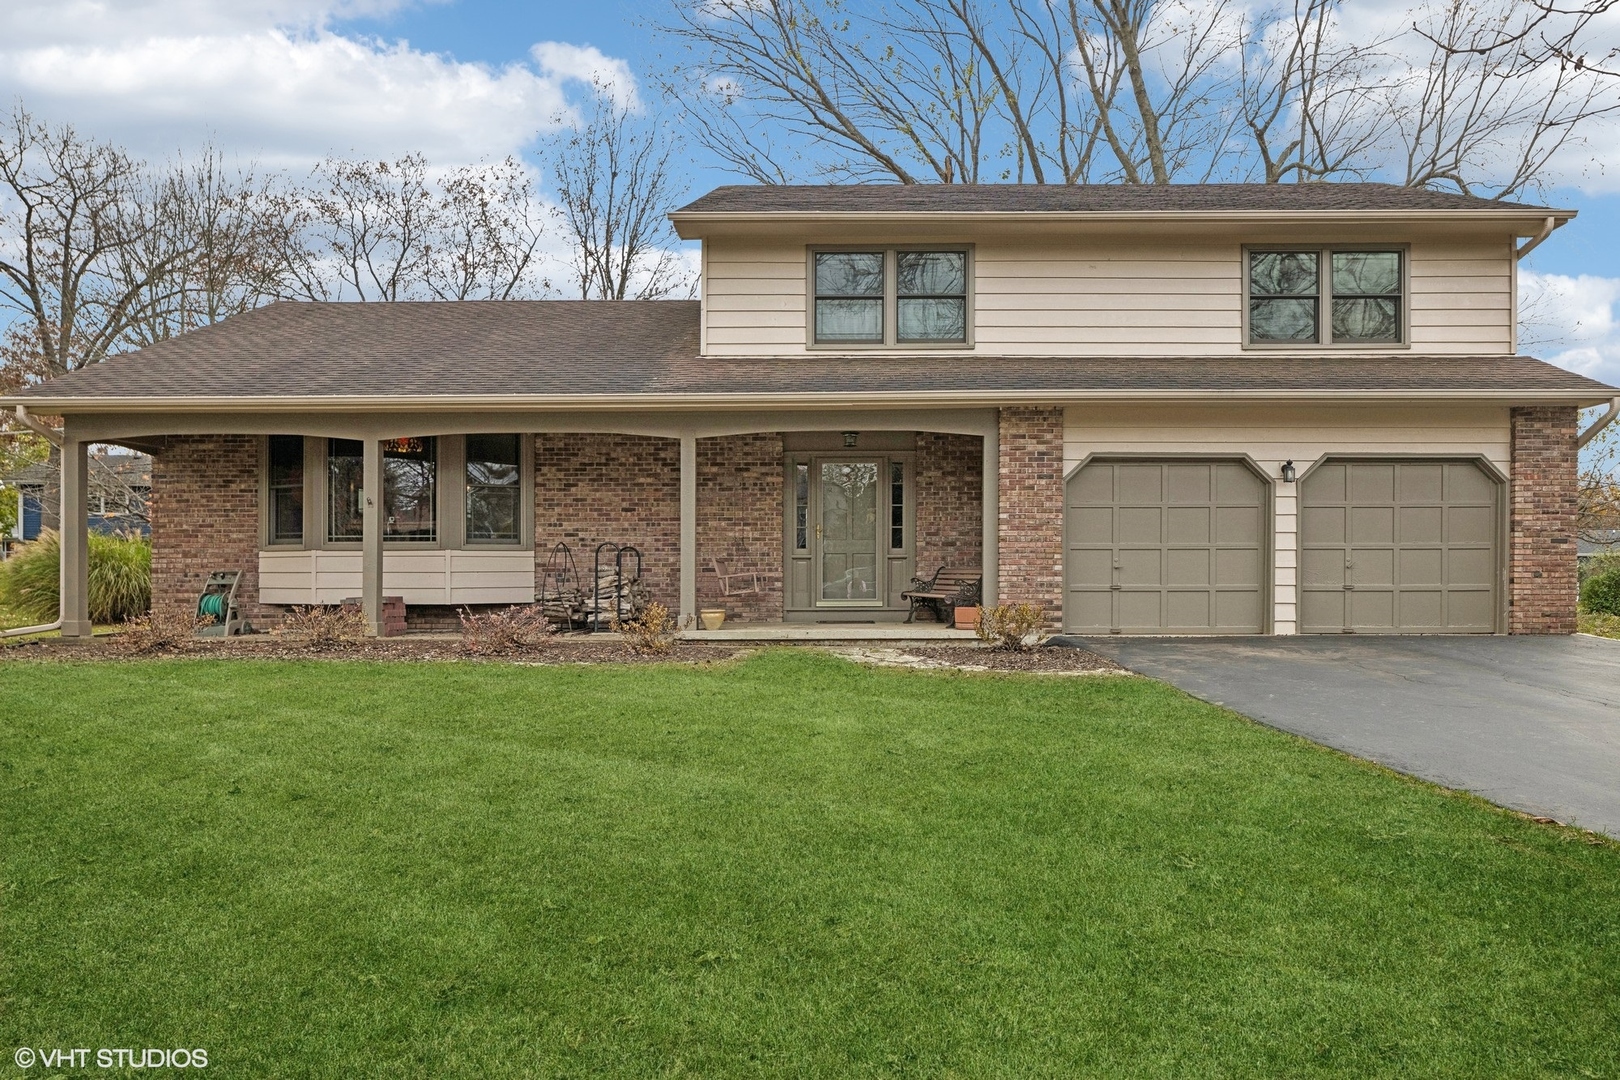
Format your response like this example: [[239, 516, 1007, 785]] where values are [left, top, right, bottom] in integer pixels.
[[59, 437, 92, 638], [679, 431, 697, 626], [981, 421, 999, 609], [361, 438, 384, 636]]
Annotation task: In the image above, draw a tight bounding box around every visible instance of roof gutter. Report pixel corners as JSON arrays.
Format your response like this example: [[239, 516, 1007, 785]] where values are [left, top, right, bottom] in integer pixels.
[[1578, 396, 1620, 448], [10, 406, 63, 447], [1515, 215, 1564, 260], [3, 388, 1613, 412]]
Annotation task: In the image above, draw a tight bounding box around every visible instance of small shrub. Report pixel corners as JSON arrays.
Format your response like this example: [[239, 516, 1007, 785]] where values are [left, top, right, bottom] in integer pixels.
[[275, 605, 369, 648], [975, 603, 1048, 652], [615, 600, 677, 655], [110, 610, 197, 655], [459, 604, 554, 655], [0, 530, 151, 625], [1578, 611, 1620, 639], [1579, 565, 1620, 616]]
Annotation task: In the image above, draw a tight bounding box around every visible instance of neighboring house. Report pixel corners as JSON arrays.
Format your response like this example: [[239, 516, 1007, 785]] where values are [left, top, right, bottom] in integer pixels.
[[3, 451, 151, 546], [2, 184, 1615, 637], [1580, 530, 1620, 566]]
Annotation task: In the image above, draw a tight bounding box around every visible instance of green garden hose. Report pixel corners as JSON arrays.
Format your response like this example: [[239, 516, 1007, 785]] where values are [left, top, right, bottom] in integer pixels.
[[197, 592, 229, 622]]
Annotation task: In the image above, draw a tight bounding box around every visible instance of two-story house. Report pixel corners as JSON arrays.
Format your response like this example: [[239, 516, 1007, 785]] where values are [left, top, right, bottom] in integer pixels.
[[6, 184, 1615, 638]]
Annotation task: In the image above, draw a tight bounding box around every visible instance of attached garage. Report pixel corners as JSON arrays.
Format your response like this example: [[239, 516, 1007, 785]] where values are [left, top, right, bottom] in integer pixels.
[[1065, 459, 1267, 634], [1299, 460, 1500, 634]]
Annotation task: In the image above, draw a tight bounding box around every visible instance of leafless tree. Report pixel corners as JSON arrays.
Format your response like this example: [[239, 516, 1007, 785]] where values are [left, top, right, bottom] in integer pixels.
[[661, 0, 1620, 196], [274, 154, 550, 302], [545, 83, 691, 300]]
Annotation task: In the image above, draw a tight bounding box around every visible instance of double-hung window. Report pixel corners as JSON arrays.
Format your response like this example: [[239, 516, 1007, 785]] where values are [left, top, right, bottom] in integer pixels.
[[266, 435, 304, 544], [1248, 248, 1404, 346], [812, 248, 970, 346], [465, 433, 522, 544]]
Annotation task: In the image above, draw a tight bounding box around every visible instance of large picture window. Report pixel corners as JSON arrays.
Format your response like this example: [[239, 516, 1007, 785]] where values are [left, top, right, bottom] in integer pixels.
[[1248, 248, 1403, 346], [465, 433, 522, 543], [267, 435, 304, 544], [812, 248, 970, 346], [326, 436, 438, 543]]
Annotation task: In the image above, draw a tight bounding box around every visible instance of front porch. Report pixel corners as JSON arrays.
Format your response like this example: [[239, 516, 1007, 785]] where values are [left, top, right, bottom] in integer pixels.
[[56, 408, 1026, 636]]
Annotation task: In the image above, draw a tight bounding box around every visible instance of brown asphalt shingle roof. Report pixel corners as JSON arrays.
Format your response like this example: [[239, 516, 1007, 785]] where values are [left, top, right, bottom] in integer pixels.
[[8, 300, 1612, 403], [675, 183, 1561, 215]]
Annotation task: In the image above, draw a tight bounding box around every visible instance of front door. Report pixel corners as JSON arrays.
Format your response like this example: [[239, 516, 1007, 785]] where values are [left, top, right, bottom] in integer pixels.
[[817, 461, 882, 605]]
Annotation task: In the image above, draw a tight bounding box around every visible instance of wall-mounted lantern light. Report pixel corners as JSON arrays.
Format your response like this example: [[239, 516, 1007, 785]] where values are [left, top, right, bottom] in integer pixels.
[[842, 431, 859, 448], [1281, 460, 1297, 484]]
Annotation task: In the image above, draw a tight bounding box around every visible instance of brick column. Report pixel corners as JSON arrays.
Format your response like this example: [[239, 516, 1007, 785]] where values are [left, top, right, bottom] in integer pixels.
[[1509, 405, 1579, 634], [149, 435, 266, 623], [997, 406, 1065, 623]]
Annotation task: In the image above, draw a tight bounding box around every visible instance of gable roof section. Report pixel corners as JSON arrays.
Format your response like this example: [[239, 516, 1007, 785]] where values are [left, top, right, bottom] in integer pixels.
[[5, 300, 1613, 410], [675, 183, 1565, 217]]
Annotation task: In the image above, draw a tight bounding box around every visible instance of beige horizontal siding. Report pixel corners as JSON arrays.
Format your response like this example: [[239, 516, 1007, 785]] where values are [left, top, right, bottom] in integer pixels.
[[1063, 403, 1512, 634], [259, 549, 536, 605], [701, 233, 1514, 357]]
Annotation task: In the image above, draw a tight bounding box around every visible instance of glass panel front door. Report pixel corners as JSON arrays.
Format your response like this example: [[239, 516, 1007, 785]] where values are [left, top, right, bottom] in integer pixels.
[[819, 461, 880, 603]]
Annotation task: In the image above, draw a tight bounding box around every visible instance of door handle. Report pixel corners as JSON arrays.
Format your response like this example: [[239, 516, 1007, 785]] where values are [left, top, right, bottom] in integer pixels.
[[815, 524, 823, 539]]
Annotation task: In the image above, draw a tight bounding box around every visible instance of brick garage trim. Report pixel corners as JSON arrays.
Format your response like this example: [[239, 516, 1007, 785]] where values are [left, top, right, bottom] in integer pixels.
[[697, 433, 784, 622], [150, 435, 269, 623], [997, 407, 1064, 623], [1510, 405, 1579, 634]]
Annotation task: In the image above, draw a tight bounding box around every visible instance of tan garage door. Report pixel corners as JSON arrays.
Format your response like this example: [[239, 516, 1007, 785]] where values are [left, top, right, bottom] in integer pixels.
[[1300, 460, 1499, 634], [1065, 460, 1266, 634]]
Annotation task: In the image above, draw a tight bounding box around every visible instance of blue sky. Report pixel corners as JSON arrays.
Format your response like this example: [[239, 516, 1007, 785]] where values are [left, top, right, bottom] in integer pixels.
[[2, 0, 1618, 382]]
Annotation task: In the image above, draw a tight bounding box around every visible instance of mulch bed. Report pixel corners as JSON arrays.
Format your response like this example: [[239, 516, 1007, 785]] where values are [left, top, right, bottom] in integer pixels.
[[1, 633, 1122, 673]]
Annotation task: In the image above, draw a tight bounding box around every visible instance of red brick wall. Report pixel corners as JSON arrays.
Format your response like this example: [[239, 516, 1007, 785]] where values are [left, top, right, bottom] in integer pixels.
[[697, 433, 784, 622], [1510, 406, 1579, 634], [997, 407, 1064, 623], [534, 433, 681, 613], [149, 435, 268, 623], [915, 432, 983, 578]]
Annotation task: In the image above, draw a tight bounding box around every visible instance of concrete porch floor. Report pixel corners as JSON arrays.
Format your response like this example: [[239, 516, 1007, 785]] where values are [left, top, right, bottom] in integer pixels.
[[680, 624, 979, 644]]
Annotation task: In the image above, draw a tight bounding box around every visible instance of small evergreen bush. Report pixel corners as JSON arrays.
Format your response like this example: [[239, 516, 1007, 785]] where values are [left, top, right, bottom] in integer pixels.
[[0, 530, 151, 625], [1579, 565, 1620, 616]]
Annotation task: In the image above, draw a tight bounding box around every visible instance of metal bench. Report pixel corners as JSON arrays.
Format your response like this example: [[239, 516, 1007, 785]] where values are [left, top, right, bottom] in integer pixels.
[[902, 566, 983, 624]]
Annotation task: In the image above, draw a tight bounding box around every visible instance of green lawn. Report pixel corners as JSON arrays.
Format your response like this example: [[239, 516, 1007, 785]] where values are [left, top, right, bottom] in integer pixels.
[[2, 652, 1616, 1078]]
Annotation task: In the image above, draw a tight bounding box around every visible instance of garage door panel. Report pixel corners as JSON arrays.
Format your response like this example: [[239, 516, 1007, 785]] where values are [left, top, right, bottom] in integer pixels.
[[1070, 465, 1115, 503], [1216, 590, 1263, 631], [1349, 549, 1394, 586], [1399, 506, 1443, 543], [1349, 589, 1396, 629], [1065, 459, 1266, 634], [1167, 548, 1211, 586], [1165, 464, 1211, 504], [1446, 463, 1496, 502], [1301, 548, 1344, 586], [1302, 458, 1499, 634], [1447, 588, 1495, 630], [1166, 590, 1212, 628], [1069, 506, 1115, 543], [1350, 506, 1395, 544], [1399, 464, 1444, 503], [1216, 505, 1262, 544], [1118, 506, 1162, 543], [1301, 506, 1345, 544], [1351, 464, 1396, 503], [1117, 464, 1163, 502], [1215, 548, 1260, 586], [1066, 590, 1112, 633], [1449, 547, 1494, 586], [1067, 547, 1113, 585], [1166, 506, 1211, 544], [1398, 547, 1443, 585], [1118, 590, 1164, 629]]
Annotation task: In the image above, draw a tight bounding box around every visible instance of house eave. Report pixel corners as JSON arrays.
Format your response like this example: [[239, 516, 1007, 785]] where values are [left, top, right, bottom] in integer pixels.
[[6, 387, 1611, 414]]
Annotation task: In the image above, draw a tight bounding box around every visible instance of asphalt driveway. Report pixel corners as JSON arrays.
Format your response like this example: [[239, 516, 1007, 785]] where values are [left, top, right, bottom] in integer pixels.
[[1062, 634, 1620, 837]]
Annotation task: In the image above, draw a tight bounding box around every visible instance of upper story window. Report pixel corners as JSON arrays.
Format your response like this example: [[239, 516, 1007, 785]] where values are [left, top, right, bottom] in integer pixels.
[[1248, 248, 1403, 346], [812, 248, 970, 347]]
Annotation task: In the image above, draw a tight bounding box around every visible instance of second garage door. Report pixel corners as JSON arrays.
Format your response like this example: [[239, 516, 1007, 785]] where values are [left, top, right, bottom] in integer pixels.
[[1065, 460, 1266, 634], [1300, 460, 1499, 634]]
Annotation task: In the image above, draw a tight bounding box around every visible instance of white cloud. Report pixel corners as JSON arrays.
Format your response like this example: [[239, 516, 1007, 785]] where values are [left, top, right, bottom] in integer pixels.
[[1520, 269, 1620, 386], [0, 1, 634, 168]]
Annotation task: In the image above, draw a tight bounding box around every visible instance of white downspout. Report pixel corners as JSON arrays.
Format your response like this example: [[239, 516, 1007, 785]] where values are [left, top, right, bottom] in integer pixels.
[[2, 406, 66, 638], [1515, 216, 1562, 261]]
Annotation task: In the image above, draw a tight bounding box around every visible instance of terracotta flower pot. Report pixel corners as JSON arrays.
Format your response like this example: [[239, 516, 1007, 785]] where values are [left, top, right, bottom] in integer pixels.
[[954, 605, 980, 630]]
